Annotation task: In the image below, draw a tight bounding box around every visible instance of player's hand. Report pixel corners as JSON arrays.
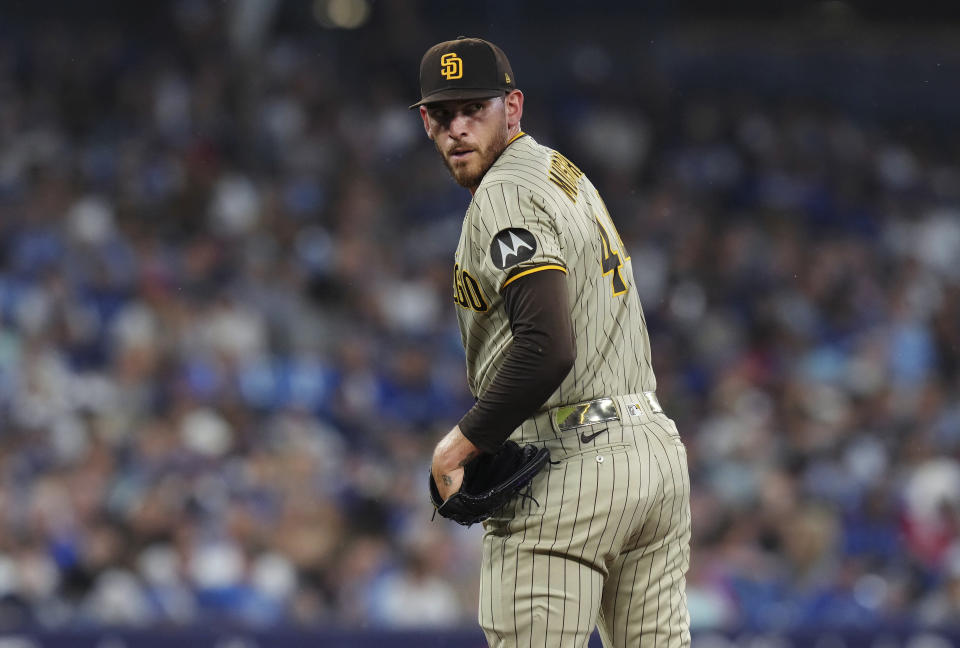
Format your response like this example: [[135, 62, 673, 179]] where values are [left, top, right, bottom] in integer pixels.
[[431, 425, 480, 501], [433, 464, 464, 501]]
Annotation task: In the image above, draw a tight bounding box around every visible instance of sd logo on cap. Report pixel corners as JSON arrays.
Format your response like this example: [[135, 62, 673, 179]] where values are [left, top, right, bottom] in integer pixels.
[[440, 52, 463, 80]]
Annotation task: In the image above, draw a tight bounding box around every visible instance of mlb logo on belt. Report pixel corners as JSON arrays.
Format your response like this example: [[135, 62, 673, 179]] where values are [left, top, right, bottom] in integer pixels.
[[627, 403, 644, 417]]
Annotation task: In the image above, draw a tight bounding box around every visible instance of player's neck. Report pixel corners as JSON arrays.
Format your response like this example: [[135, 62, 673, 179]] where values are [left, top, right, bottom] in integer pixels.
[[468, 127, 524, 196]]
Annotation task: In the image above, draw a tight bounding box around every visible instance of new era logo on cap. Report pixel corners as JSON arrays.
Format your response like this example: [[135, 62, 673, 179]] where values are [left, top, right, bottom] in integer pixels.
[[410, 37, 516, 109]]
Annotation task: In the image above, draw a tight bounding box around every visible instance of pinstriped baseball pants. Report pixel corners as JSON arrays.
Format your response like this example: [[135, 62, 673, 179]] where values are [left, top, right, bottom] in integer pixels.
[[479, 409, 691, 648]]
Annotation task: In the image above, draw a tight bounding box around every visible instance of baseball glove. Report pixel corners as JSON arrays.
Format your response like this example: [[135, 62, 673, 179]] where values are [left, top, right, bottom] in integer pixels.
[[429, 440, 551, 526]]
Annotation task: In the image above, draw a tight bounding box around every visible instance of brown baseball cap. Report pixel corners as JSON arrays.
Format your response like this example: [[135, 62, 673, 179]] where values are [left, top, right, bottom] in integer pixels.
[[409, 36, 516, 109]]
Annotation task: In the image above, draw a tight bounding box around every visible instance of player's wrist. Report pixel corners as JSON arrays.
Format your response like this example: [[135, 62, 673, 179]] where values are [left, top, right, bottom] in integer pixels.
[[432, 425, 480, 473]]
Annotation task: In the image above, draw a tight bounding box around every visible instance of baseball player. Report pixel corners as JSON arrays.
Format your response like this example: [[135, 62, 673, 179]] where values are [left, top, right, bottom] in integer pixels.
[[415, 37, 691, 647]]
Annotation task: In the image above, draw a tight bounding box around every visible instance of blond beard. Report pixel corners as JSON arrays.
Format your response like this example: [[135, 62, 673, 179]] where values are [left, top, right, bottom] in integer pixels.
[[438, 127, 509, 190]]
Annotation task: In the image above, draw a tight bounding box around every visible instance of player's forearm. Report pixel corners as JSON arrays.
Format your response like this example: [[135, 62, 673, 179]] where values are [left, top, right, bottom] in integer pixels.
[[458, 269, 576, 452], [459, 338, 573, 451]]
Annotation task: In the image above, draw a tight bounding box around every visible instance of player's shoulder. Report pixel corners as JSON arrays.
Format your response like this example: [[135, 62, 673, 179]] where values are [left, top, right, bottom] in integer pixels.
[[477, 135, 583, 209]]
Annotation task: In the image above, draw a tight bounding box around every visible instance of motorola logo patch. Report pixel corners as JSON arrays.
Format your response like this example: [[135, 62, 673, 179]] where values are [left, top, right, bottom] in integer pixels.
[[490, 228, 537, 270]]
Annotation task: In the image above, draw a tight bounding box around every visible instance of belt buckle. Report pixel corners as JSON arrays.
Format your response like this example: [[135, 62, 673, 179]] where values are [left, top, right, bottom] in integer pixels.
[[554, 397, 619, 432]]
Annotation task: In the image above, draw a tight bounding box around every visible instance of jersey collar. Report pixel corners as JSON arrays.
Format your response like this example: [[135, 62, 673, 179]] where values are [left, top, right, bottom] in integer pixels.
[[507, 131, 527, 146]]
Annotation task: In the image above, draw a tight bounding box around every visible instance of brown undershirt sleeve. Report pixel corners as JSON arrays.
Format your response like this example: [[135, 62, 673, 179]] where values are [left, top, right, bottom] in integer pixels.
[[457, 268, 576, 452]]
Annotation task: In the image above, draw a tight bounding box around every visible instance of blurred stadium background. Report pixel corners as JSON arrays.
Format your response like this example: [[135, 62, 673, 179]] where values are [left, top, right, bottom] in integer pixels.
[[0, 1, 959, 646]]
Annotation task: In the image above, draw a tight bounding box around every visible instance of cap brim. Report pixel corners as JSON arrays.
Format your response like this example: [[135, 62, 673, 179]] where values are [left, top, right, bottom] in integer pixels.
[[408, 88, 505, 110]]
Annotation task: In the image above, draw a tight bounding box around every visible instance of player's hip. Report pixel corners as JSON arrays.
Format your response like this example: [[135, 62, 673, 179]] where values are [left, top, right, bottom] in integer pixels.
[[488, 394, 689, 551]]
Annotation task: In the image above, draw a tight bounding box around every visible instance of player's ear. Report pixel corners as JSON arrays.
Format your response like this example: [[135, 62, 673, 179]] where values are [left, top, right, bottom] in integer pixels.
[[504, 90, 523, 130], [420, 106, 434, 139]]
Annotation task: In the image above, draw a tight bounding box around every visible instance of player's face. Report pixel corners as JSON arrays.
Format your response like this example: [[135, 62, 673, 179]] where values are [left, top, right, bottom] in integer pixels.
[[421, 96, 510, 191]]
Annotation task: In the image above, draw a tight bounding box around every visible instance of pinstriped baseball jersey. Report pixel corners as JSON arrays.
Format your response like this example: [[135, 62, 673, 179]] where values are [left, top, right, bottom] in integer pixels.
[[452, 133, 656, 405], [449, 132, 690, 648]]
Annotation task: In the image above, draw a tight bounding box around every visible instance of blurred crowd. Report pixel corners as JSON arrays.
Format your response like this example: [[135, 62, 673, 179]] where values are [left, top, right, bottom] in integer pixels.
[[0, 1, 959, 634]]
